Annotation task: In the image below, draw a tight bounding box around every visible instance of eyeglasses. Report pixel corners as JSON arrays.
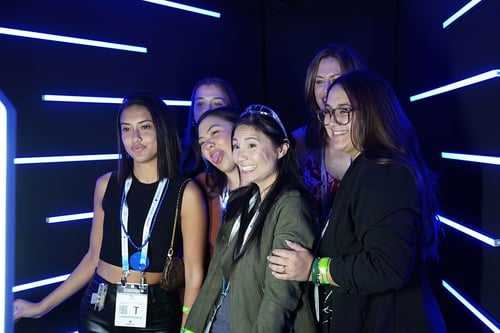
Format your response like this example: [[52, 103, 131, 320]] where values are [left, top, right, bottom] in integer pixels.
[[315, 107, 354, 126], [240, 104, 288, 138]]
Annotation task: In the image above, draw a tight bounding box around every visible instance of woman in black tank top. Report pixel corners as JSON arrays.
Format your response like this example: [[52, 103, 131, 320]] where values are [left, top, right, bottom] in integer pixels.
[[13, 91, 208, 332]]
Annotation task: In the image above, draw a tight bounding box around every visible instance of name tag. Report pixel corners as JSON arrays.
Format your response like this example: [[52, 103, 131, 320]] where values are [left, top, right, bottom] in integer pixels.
[[114, 283, 148, 328]]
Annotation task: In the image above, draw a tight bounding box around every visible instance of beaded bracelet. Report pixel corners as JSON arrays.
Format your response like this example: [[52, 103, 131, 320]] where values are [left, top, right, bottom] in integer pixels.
[[318, 257, 331, 285], [311, 257, 320, 285], [182, 306, 191, 314]]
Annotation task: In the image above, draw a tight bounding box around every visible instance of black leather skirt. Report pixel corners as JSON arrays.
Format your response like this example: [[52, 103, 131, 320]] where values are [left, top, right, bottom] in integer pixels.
[[79, 273, 181, 333]]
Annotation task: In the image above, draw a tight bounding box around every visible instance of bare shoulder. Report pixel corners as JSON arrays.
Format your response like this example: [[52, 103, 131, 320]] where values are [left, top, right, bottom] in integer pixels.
[[96, 171, 112, 187], [182, 179, 204, 200], [94, 172, 113, 196]]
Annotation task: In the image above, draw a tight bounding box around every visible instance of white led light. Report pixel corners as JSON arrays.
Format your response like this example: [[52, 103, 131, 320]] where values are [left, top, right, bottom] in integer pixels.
[[409, 69, 500, 102], [0, 99, 7, 332], [442, 280, 500, 332], [14, 154, 120, 165], [0, 27, 147, 53], [441, 152, 500, 166], [443, 0, 484, 29], [437, 215, 500, 247], [42, 95, 124, 104], [142, 0, 221, 18], [42, 94, 191, 106], [12, 274, 70, 293], [46, 212, 93, 224]]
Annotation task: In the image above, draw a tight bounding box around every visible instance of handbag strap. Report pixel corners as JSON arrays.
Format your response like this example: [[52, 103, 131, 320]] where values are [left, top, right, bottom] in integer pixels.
[[167, 178, 191, 259]]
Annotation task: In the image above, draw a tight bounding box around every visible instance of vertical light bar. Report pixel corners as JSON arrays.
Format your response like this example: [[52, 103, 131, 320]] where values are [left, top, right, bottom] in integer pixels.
[[1, 90, 15, 333], [0, 27, 147, 53], [142, 0, 221, 18], [409, 69, 500, 102], [443, 0, 484, 29], [441, 152, 500, 165], [442, 280, 500, 332]]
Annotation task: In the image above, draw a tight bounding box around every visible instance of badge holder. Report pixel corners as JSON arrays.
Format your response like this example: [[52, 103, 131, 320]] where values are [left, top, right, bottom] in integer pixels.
[[114, 276, 148, 328]]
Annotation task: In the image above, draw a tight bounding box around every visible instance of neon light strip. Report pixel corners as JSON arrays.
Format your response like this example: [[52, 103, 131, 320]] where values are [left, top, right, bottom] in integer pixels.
[[409, 69, 500, 102], [0, 100, 7, 331], [443, 0, 484, 29], [442, 280, 500, 332], [142, 0, 221, 18], [0, 27, 147, 53], [46, 212, 93, 224], [42, 94, 191, 106], [14, 153, 120, 165], [12, 274, 70, 293], [442, 152, 500, 165], [437, 215, 500, 247]]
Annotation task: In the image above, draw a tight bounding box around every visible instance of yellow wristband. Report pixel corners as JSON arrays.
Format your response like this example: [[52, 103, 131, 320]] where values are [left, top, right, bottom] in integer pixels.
[[181, 328, 194, 333], [182, 306, 191, 314]]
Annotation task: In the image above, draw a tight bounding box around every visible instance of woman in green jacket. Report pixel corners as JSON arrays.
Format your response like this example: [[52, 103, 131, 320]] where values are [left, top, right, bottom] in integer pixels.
[[183, 104, 317, 333]]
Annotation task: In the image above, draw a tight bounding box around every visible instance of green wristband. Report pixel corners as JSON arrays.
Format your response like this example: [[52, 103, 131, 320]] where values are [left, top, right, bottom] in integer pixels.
[[318, 257, 331, 285], [311, 257, 320, 285]]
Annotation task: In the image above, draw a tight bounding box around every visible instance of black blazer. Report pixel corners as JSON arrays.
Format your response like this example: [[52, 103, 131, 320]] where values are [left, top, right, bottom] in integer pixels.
[[319, 154, 446, 333]]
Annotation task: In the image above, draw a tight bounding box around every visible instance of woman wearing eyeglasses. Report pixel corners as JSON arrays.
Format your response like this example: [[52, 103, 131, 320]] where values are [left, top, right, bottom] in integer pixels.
[[292, 43, 366, 230], [268, 70, 447, 332], [183, 105, 317, 333]]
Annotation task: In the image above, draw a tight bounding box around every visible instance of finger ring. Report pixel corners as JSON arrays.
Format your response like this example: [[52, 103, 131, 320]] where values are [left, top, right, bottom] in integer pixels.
[[282, 265, 286, 274]]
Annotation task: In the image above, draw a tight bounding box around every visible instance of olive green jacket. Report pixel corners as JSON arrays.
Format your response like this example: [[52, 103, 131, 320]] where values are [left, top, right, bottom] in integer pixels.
[[184, 189, 317, 333]]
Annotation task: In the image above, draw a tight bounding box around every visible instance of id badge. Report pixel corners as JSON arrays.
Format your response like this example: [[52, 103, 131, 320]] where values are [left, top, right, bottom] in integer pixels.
[[114, 283, 148, 328]]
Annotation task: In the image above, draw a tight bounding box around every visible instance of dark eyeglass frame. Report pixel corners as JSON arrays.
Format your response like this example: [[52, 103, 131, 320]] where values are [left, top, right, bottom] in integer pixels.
[[240, 104, 288, 138], [315, 107, 354, 126]]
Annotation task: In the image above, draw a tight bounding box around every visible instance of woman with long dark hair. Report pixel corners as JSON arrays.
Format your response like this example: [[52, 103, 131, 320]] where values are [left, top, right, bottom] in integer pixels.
[[184, 104, 316, 332], [269, 70, 447, 332]]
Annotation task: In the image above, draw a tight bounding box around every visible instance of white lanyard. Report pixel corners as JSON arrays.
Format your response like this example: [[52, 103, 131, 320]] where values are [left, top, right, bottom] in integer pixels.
[[219, 185, 229, 212], [120, 176, 168, 276], [228, 193, 259, 249]]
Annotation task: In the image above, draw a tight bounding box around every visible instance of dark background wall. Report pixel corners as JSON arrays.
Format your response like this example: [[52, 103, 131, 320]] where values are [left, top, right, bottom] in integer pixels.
[[1, 0, 499, 332]]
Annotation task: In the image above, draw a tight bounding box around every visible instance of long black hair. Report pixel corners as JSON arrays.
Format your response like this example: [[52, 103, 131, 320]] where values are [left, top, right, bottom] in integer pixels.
[[116, 91, 181, 185], [196, 106, 240, 199], [225, 105, 312, 257], [330, 70, 441, 261]]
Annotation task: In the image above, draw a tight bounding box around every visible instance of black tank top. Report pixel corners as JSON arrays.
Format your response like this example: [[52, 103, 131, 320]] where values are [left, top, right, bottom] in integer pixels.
[[100, 173, 187, 272]]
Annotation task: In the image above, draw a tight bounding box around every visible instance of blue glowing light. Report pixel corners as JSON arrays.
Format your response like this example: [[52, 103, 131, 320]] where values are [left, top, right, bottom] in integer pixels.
[[14, 154, 120, 165], [437, 215, 500, 247], [46, 212, 93, 224], [0, 99, 8, 331], [443, 0, 484, 29], [409, 69, 500, 102], [42, 94, 191, 106], [0, 27, 147, 53], [12, 274, 70, 293], [442, 280, 500, 332], [441, 152, 500, 166], [142, 0, 221, 18]]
